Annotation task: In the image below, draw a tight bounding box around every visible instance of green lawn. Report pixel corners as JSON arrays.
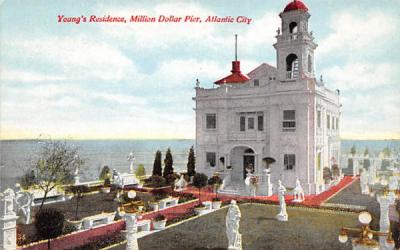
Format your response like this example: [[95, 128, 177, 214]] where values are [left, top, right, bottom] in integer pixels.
[[129, 203, 360, 250]]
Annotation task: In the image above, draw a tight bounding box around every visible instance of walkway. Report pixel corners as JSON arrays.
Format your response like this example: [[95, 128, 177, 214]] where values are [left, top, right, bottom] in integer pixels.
[[179, 176, 357, 207]]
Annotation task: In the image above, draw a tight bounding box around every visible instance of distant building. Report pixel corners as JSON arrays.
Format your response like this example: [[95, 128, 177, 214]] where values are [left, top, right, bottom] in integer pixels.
[[194, 0, 341, 194]]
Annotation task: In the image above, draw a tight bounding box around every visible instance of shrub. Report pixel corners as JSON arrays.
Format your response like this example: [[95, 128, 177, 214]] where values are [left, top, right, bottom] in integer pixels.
[[99, 166, 111, 180], [193, 173, 208, 203], [165, 173, 180, 185], [103, 178, 111, 187], [35, 208, 65, 248], [135, 164, 146, 177], [212, 197, 221, 202], [154, 214, 166, 221], [19, 170, 35, 190], [144, 175, 167, 188], [323, 167, 332, 183], [208, 175, 222, 186]]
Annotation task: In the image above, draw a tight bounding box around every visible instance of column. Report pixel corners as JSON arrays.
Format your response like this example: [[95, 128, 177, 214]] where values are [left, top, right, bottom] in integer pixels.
[[353, 158, 359, 178], [124, 213, 139, 250]]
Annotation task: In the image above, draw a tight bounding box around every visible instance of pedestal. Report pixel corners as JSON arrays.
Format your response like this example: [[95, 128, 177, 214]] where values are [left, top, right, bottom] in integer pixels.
[[124, 213, 139, 250], [0, 215, 18, 250], [377, 194, 395, 233], [74, 176, 80, 185], [259, 172, 273, 197], [276, 213, 288, 222]]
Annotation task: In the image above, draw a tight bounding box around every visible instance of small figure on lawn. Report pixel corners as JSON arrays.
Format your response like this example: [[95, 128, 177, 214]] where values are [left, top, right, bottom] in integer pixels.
[[293, 177, 305, 203], [276, 180, 288, 222]]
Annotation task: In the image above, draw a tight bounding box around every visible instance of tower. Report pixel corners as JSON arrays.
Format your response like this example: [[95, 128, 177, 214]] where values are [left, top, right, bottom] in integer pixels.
[[274, 0, 317, 81]]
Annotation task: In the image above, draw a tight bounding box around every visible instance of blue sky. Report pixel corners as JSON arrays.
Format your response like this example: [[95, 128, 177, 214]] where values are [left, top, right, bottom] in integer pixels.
[[1, 0, 399, 139]]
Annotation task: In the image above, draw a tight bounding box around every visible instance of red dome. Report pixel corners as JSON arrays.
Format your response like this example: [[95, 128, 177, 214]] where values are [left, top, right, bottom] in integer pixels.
[[283, 0, 308, 13]]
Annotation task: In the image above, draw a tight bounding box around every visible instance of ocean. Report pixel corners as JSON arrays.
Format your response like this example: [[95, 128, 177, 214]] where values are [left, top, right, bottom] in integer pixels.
[[1, 139, 399, 191]]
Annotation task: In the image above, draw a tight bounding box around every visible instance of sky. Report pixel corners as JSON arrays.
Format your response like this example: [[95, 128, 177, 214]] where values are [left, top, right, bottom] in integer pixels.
[[0, 0, 399, 140]]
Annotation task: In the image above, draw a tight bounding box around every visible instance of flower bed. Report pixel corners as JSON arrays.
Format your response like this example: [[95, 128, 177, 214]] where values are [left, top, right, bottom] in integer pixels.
[[67, 232, 125, 250]]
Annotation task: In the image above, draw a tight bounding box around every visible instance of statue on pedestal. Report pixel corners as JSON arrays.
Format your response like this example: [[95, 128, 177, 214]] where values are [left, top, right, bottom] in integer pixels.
[[293, 177, 305, 202], [276, 180, 288, 221], [226, 200, 242, 250]]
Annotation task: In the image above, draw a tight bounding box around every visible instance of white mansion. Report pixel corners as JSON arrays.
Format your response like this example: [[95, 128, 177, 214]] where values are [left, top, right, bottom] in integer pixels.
[[194, 0, 341, 195]]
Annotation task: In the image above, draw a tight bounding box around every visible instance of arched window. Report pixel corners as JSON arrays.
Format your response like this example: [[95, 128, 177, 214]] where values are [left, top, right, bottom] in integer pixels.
[[286, 54, 298, 79], [289, 22, 298, 33], [308, 54, 312, 73]]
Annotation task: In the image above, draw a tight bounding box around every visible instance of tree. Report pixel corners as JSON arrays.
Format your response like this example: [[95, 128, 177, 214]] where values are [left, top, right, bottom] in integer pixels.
[[208, 175, 222, 199], [35, 208, 65, 250], [26, 140, 84, 211], [186, 146, 196, 177], [69, 185, 90, 220], [135, 164, 146, 177], [20, 170, 36, 190], [99, 165, 111, 180], [193, 173, 208, 204], [364, 147, 369, 156], [163, 148, 174, 177], [152, 150, 162, 176], [350, 145, 356, 156], [383, 147, 391, 158]]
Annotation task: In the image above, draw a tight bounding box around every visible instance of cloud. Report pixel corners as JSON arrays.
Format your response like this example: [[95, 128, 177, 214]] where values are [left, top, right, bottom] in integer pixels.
[[322, 62, 398, 91], [4, 35, 136, 82], [318, 10, 398, 56], [1, 68, 65, 82]]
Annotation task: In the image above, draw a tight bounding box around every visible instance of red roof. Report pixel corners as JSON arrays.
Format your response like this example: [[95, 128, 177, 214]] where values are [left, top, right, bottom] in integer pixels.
[[214, 61, 250, 84], [283, 0, 308, 13]]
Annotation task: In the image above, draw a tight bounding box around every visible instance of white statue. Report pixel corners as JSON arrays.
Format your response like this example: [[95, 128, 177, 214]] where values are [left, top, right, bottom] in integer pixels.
[[276, 180, 288, 221], [1, 188, 16, 216], [360, 169, 370, 195], [226, 200, 242, 250], [127, 152, 135, 174], [293, 177, 305, 202], [14, 184, 33, 224], [174, 175, 187, 191], [113, 169, 123, 187]]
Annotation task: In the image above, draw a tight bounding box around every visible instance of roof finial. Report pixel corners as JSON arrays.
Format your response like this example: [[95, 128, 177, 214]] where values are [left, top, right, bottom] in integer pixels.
[[235, 34, 238, 61]]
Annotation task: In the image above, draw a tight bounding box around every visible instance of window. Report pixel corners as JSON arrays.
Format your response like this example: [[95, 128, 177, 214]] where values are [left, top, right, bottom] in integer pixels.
[[253, 79, 260, 87], [317, 110, 321, 128], [284, 154, 295, 170], [332, 117, 335, 130], [206, 114, 216, 129], [240, 116, 246, 131], [206, 152, 216, 167], [327, 114, 330, 129], [248, 117, 254, 130], [289, 22, 298, 33], [286, 54, 299, 79], [283, 110, 296, 132], [258, 115, 264, 131]]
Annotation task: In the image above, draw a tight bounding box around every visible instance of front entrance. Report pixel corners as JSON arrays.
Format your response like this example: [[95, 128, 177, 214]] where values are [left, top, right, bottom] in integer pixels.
[[243, 155, 255, 179]]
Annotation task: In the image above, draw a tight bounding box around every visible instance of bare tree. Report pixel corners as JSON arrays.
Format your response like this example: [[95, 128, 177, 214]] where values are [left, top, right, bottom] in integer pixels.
[[24, 140, 84, 211]]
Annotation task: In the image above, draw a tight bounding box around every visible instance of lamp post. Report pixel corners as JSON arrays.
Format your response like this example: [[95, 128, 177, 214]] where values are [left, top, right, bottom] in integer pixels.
[[338, 211, 395, 250]]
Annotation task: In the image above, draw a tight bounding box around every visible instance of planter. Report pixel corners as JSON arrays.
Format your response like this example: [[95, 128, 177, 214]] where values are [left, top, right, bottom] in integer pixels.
[[194, 206, 208, 215], [100, 187, 111, 193], [153, 219, 167, 230], [212, 201, 222, 209], [66, 219, 83, 230]]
